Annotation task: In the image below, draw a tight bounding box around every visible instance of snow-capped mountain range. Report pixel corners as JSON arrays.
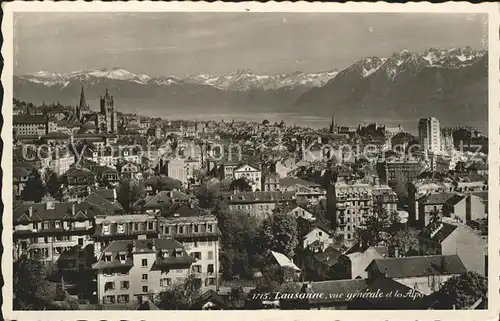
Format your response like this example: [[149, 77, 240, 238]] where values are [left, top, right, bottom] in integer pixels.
[[14, 46, 487, 128], [18, 68, 339, 91], [17, 46, 485, 92]]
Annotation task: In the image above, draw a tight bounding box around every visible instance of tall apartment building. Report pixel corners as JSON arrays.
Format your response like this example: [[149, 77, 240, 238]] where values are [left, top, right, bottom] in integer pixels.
[[377, 159, 424, 189], [13, 201, 98, 271], [418, 117, 441, 153], [92, 204, 221, 304], [93, 238, 195, 307], [335, 182, 373, 242]]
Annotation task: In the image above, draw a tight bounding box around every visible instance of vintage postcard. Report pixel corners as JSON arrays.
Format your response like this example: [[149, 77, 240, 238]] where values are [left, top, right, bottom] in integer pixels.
[[2, 2, 499, 321]]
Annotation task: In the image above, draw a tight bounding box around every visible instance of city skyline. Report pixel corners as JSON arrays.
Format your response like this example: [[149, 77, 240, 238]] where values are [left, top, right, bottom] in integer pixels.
[[14, 12, 487, 76]]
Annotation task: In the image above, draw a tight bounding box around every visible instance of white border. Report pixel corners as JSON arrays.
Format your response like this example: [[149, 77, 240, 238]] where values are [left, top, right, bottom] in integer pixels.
[[2, 2, 499, 321]]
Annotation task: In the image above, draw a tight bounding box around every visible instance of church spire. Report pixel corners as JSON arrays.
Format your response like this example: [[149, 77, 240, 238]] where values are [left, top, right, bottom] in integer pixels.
[[79, 85, 87, 110]]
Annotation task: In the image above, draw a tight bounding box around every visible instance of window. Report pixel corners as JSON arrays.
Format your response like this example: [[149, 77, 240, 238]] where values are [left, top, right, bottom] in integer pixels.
[[142, 259, 148, 267], [32, 222, 39, 230], [142, 286, 148, 293], [121, 281, 129, 289], [164, 226, 170, 234], [117, 294, 129, 303], [142, 274, 148, 281], [133, 222, 139, 231], [44, 222, 50, 229], [78, 238, 84, 246], [160, 278, 171, 287], [104, 282, 115, 291], [207, 240, 213, 246], [207, 251, 214, 260], [191, 252, 201, 260], [178, 226, 184, 233], [119, 254, 126, 261], [148, 222, 154, 230], [318, 232, 323, 237], [117, 223, 125, 234], [103, 295, 115, 304], [207, 225, 213, 232], [207, 264, 215, 274], [103, 224, 110, 235], [55, 221, 61, 229], [104, 255, 112, 262], [194, 225, 199, 233], [192, 265, 202, 273]]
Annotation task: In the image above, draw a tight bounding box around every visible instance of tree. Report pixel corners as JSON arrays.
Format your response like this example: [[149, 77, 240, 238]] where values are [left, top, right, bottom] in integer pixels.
[[117, 179, 132, 212], [388, 228, 419, 257], [431, 272, 487, 309], [261, 212, 298, 257], [21, 169, 46, 202], [229, 177, 252, 192], [156, 275, 200, 310], [13, 255, 69, 310], [357, 199, 399, 246], [217, 209, 261, 279], [45, 170, 62, 200]]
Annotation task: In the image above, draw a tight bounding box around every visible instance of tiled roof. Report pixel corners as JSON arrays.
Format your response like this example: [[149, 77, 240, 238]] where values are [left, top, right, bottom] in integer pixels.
[[419, 221, 458, 242], [94, 188, 116, 202], [85, 192, 123, 214], [419, 192, 458, 205], [13, 201, 104, 223], [13, 167, 30, 177], [223, 191, 296, 204], [14, 115, 46, 124], [367, 255, 467, 278], [66, 167, 96, 177], [279, 177, 318, 188], [312, 246, 342, 267], [445, 194, 466, 206]]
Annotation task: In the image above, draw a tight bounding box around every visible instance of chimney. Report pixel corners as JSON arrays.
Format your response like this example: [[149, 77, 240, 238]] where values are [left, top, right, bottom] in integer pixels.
[[394, 247, 399, 258], [46, 201, 55, 210], [72, 203, 76, 216], [29, 206, 33, 217], [113, 188, 117, 202]]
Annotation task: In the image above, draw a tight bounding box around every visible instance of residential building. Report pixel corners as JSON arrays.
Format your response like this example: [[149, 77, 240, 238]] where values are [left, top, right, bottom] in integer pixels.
[[302, 227, 333, 250], [443, 193, 487, 223], [93, 238, 195, 307], [13, 201, 99, 272], [13, 166, 30, 198], [263, 173, 280, 192], [338, 245, 388, 279], [157, 208, 221, 290], [167, 158, 187, 185], [233, 164, 262, 191], [372, 185, 398, 213], [418, 220, 487, 276], [377, 158, 424, 188], [281, 204, 315, 221], [335, 182, 373, 242], [65, 167, 96, 187], [365, 255, 467, 295], [14, 115, 48, 136], [222, 191, 296, 220], [414, 192, 458, 228], [418, 117, 441, 153]]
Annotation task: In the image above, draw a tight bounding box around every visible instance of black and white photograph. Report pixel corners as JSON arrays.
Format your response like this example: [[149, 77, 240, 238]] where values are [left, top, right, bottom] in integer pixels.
[[2, 2, 499, 318]]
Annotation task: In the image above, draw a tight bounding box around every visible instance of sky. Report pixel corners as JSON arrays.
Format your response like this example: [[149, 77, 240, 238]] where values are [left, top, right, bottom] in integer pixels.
[[14, 12, 488, 77]]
